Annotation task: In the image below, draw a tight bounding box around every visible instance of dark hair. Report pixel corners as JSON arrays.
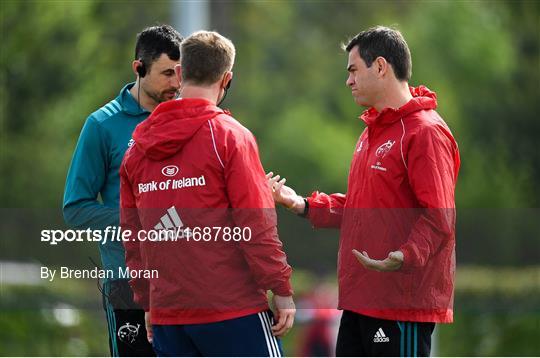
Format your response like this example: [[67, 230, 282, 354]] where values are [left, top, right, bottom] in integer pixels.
[[181, 31, 236, 85], [135, 25, 183, 72], [345, 26, 412, 81]]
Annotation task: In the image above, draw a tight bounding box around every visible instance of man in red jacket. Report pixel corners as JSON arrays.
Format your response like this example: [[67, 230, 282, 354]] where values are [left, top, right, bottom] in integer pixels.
[[269, 26, 460, 356], [120, 31, 295, 356]]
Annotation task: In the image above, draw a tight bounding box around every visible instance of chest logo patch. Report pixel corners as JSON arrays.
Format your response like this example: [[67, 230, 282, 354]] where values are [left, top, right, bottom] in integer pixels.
[[375, 140, 395, 159], [371, 140, 395, 172], [162, 165, 179, 177]]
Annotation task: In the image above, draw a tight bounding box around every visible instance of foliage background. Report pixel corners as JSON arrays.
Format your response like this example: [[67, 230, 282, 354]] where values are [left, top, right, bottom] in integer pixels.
[[1, 0, 539, 356]]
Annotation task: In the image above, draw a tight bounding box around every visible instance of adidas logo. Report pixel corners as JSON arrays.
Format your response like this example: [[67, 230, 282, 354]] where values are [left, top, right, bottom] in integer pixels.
[[373, 328, 390, 343], [153, 206, 192, 239], [155, 206, 183, 230]]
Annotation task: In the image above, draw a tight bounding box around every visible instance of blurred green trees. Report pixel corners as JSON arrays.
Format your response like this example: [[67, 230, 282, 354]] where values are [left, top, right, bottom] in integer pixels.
[[1, 1, 169, 206], [2, 0, 538, 210]]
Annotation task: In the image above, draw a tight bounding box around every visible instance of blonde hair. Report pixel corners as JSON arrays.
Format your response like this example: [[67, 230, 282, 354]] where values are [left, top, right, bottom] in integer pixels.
[[181, 31, 236, 85]]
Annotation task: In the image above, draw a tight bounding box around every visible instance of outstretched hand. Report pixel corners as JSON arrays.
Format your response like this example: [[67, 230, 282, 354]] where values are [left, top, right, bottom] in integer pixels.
[[266, 172, 305, 214], [352, 249, 404, 272]]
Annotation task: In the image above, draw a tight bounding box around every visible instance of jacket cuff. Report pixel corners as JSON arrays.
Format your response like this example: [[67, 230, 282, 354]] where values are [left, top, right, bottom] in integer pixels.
[[399, 244, 419, 272], [305, 193, 319, 221], [133, 293, 150, 312], [271, 280, 294, 297]]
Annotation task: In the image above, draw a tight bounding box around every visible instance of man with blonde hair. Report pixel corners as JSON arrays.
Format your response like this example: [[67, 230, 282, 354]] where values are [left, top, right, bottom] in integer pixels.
[[120, 31, 294, 356]]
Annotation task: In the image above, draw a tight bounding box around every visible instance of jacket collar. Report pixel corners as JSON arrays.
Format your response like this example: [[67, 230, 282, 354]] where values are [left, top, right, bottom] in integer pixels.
[[116, 82, 151, 116], [133, 98, 226, 161], [360, 85, 437, 127]]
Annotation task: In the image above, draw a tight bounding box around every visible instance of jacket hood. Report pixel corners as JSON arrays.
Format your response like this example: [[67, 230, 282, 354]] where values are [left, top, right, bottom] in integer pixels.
[[361, 85, 437, 126], [133, 98, 224, 160]]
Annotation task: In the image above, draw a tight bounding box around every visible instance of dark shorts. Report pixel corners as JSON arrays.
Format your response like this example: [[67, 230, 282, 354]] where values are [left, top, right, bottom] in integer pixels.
[[336, 310, 435, 357], [103, 279, 155, 356], [152, 310, 283, 357]]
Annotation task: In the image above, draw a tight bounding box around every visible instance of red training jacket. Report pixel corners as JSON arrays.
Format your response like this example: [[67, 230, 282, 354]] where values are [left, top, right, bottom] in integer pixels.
[[120, 98, 292, 325], [307, 86, 460, 323]]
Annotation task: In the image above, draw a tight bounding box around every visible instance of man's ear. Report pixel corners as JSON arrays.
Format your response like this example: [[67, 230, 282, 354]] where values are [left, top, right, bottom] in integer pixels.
[[375, 57, 389, 78], [132, 60, 143, 77], [222, 71, 233, 89], [175, 64, 183, 83]]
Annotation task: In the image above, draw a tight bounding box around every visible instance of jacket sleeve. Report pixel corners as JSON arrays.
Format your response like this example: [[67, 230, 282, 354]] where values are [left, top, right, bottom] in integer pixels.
[[119, 157, 149, 310], [223, 126, 293, 296], [63, 116, 119, 229], [306, 192, 347, 228], [399, 125, 460, 270]]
